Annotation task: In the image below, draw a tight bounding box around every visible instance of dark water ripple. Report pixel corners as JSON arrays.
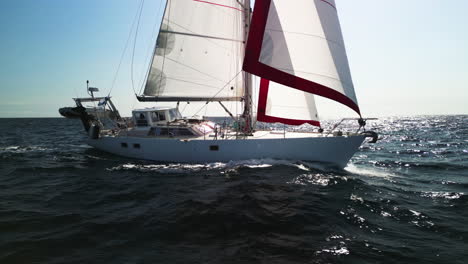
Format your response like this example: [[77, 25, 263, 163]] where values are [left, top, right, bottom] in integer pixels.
[[0, 116, 467, 264]]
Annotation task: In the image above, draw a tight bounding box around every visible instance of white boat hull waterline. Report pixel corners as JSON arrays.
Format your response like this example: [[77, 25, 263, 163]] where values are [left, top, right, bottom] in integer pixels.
[[87, 132, 367, 169]]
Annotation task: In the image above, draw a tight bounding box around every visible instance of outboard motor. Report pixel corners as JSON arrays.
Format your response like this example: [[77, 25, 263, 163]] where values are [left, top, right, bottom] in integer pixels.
[[89, 123, 100, 139]]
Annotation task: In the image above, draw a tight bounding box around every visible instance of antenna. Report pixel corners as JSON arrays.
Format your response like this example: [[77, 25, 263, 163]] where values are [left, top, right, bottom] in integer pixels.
[[86, 80, 99, 98]]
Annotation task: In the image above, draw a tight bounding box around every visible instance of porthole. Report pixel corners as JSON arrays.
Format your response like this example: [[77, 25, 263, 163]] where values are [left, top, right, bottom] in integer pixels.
[[210, 145, 219, 151]]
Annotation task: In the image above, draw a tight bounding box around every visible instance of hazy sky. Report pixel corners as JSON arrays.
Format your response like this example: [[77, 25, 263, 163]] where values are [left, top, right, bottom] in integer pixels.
[[0, 0, 467, 118]]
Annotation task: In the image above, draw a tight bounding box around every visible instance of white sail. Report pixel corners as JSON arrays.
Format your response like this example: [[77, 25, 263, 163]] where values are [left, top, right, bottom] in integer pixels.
[[141, 0, 246, 102], [257, 79, 320, 126], [244, 0, 360, 116]]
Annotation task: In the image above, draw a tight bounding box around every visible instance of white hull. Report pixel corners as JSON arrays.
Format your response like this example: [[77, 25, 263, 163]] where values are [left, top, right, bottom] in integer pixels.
[[87, 133, 366, 169]]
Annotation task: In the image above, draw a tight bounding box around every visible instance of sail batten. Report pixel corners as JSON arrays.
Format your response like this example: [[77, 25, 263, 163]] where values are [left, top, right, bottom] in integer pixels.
[[159, 30, 244, 43], [141, 0, 246, 102], [244, 0, 360, 124]]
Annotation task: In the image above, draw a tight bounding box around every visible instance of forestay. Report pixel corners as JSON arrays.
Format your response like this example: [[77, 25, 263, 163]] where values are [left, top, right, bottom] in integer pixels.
[[140, 0, 246, 102], [244, 0, 360, 125]]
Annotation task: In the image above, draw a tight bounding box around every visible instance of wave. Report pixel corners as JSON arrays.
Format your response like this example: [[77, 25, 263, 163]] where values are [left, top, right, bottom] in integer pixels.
[[0, 144, 91, 155], [355, 159, 468, 171], [289, 173, 344, 186], [420, 191, 464, 200], [316, 246, 350, 256], [345, 163, 399, 179], [106, 159, 335, 174], [0, 145, 53, 154]]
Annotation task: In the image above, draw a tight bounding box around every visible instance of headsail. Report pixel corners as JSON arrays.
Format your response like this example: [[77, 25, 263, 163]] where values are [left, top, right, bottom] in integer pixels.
[[139, 0, 246, 102], [258, 79, 320, 126], [244, 0, 360, 125]]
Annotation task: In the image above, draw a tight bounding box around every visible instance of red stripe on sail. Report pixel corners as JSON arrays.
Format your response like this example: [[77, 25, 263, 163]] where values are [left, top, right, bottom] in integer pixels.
[[193, 0, 244, 12], [243, 0, 360, 115], [257, 78, 321, 127]]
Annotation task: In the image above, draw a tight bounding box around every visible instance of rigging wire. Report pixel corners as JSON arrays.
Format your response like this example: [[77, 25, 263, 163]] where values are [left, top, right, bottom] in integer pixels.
[[131, 0, 145, 95], [107, 0, 144, 97], [138, 0, 164, 95], [191, 70, 243, 117], [72, 85, 80, 99], [180, 102, 189, 115], [204, 104, 208, 118]]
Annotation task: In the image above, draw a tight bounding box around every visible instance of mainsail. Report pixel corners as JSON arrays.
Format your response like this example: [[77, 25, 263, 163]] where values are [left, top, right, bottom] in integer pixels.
[[244, 0, 360, 125], [139, 0, 247, 102]]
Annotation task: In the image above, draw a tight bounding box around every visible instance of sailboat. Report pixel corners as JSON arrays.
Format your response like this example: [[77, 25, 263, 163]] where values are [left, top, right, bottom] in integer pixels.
[[60, 0, 378, 169]]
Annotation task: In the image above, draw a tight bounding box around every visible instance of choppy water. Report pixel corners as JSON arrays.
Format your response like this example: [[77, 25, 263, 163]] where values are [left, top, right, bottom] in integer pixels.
[[0, 116, 467, 264]]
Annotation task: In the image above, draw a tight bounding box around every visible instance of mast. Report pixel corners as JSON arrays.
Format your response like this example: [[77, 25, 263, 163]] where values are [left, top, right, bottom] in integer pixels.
[[242, 0, 253, 133]]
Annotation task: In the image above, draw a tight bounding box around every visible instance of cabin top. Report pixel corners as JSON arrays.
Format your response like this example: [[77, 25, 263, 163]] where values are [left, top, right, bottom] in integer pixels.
[[132, 107, 182, 127]]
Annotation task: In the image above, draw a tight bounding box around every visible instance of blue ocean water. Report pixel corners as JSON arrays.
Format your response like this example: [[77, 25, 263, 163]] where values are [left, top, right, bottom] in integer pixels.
[[0, 116, 467, 263]]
